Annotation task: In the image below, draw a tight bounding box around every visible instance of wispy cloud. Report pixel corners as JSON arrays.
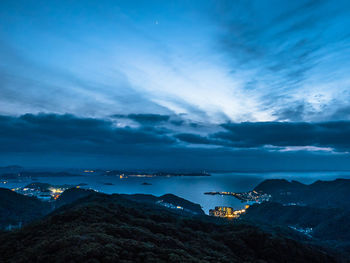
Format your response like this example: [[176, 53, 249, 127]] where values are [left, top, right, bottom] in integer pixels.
[[1, 0, 350, 125], [213, 0, 350, 121]]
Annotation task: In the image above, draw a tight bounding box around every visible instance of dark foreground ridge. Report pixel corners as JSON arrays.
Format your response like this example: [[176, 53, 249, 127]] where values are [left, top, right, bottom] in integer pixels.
[[0, 188, 51, 229], [0, 191, 336, 263]]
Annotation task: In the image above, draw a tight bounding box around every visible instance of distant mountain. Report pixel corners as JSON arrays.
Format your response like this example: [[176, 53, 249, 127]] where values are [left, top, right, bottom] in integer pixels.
[[0, 188, 51, 229], [106, 170, 211, 177], [0, 193, 336, 263], [122, 193, 205, 215], [0, 165, 22, 169], [254, 178, 350, 209], [255, 179, 307, 193], [0, 165, 23, 175], [0, 171, 82, 180], [20, 171, 82, 177]]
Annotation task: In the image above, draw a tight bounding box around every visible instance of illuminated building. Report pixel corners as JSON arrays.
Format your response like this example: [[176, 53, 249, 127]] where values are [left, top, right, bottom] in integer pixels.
[[209, 206, 248, 218]]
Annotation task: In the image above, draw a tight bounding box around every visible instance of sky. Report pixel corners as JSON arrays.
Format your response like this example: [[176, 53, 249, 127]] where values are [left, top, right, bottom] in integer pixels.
[[1, 0, 350, 170]]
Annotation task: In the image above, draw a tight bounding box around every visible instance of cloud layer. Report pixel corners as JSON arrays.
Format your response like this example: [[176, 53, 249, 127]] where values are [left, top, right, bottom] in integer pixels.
[[1, 113, 350, 169]]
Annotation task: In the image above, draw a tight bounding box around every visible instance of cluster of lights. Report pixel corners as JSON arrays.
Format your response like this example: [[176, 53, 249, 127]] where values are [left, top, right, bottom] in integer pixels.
[[48, 187, 65, 200], [48, 187, 64, 194], [209, 205, 250, 219]]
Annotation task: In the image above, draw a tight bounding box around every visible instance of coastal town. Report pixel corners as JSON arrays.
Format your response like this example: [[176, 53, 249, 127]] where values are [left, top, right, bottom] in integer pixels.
[[11, 182, 81, 201], [204, 190, 271, 203], [206, 190, 271, 218]]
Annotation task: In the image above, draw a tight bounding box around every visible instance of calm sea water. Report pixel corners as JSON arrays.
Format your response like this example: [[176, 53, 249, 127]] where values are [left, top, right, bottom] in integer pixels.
[[2, 171, 350, 214]]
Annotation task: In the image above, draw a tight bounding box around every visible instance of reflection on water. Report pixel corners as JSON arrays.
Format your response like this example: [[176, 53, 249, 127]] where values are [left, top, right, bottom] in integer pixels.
[[2, 171, 350, 214]]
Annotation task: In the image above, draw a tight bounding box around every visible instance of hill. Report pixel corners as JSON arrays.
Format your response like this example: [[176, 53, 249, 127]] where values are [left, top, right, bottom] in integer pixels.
[[0, 186, 204, 231], [241, 202, 350, 258], [0, 188, 51, 229], [55, 187, 97, 208], [56, 188, 204, 215], [0, 193, 336, 263], [254, 178, 350, 208], [122, 193, 205, 215], [242, 202, 350, 240]]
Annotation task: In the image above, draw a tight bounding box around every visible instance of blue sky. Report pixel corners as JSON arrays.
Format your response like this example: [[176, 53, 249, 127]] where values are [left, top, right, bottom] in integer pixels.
[[1, 0, 350, 169]]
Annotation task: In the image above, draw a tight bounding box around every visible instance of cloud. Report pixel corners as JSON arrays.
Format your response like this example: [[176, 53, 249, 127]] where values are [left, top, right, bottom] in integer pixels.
[[330, 106, 350, 121], [271, 100, 322, 121], [174, 133, 215, 145], [112, 114, 170, 124], [1, 0, 350, 123], [0, 113, 175, 155], [215, 121, 350, 151], [4, 113, 350, 155], [273, 102, 307, 122], [174, 121, 350, 153], [1, 113, 350, 170], [216, 0, 335, 78], [0, 31, 170, 117], [213, 0, 350, 121]]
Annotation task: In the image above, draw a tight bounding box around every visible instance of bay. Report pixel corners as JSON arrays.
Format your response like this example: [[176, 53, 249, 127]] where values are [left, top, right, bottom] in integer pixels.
[[2, 171, 350, 214]]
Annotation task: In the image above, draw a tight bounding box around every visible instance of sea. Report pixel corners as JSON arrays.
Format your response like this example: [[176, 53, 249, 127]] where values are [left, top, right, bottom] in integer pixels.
[[2, 171, 350, 214]]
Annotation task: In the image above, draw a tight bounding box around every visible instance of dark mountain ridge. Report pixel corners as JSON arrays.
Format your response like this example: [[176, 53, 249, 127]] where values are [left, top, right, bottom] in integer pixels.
[[122, 193, 205, 215], [0, 193, 337, 263], [254, 178, 350, 209], [242, 202, 350, 258], [0, 188, 51, 230], [0, 187, 205, 230]]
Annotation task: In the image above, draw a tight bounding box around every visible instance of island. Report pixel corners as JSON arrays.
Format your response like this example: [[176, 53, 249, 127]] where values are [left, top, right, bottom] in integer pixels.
[[105, 170, 211, 178]]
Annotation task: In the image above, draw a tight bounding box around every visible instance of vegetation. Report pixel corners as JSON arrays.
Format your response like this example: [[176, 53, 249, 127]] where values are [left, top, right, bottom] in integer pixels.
[[1, 179, 349, 262], [255, 178, 350, 209], [0, 193, 337, 263], [122, 193, 205, 215], [242, 202, 350, 258], [55, 188, 97, 208], [0, 188, 51, 229]]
